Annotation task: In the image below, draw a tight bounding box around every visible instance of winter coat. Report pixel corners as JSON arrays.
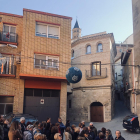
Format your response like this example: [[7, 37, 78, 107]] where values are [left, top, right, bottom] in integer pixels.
[[89, 131, 95, 140], [20, 123, 26, 134], [8, 129, 23, 140], [115, 136, 125, 140], [64, 132, 72, 140], [3, 124, 9, 140], [73, 132, 79, 140], [91, 127, 97, 137], [45, 123, 51, 139], [79, 128, 83, 134], [94, 136, 100, 140], [0, 125, 4, 140], [23, 130, 33, 140], [65, 122, 70, 128], [85, 135, 93, 140], [57, 122, 65, 135], [106, 135, 113, 140]]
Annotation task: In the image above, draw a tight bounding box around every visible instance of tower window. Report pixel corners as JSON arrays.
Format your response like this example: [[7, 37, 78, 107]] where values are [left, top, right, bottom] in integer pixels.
[[71, 50, 74, 58], [97, 43, 103, 52], [86, 45, 91, 54]]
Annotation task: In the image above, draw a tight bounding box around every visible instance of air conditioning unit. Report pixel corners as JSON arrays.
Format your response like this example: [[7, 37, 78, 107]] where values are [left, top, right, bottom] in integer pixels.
[[16, 55, 21, 64]]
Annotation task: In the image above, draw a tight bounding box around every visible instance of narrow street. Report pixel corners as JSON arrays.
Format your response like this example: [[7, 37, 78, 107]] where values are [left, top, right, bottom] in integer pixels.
[[72, 101, 140, 140]]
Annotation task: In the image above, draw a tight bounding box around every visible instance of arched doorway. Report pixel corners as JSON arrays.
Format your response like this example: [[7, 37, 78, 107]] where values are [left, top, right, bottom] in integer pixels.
[[90, 102, 103, 122]]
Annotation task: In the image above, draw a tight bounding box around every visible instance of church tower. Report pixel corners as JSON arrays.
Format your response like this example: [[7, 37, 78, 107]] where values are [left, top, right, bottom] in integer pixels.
[[72, 20, 81, 39]]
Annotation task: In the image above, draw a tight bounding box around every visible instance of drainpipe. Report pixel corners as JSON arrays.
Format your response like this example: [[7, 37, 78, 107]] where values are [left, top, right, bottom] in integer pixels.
[[131, 50, 136, 114]]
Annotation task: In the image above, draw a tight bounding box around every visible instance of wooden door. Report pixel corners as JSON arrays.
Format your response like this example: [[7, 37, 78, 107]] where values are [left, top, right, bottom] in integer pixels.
[[90, 106, 103, 122]]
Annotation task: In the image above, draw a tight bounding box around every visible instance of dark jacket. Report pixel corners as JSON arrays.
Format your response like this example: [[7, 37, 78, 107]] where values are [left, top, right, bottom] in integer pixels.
[[3, 124, 9, 140], [45, 123, 51, 139], [57, 122, 65, 135], [95, 136, 100, 140], [85, 135, 93, 140], [115, 136, 125, 140], [65, 122, 70, 128], [0, 125, 4, 140], [106, 135, 113, 140], [8, 130, 23, 140], [73, 132, 79, 140], [91, 127, 97, 137], [89, 131, 95, 140], [20, 123, 26, 134]]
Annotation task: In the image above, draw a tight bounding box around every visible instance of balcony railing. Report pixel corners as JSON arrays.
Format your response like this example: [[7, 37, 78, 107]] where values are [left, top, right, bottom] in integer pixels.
[[0, 31, 18, 43], [85, 68, 107, 80], [0, 64, 16, 76]]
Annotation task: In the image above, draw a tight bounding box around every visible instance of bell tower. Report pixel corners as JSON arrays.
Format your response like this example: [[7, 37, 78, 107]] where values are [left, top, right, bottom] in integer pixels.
[[72, 20, 81, 39]]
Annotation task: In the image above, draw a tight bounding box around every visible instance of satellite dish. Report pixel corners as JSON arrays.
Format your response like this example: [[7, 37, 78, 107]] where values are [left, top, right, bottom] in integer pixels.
[[0, 44, 17, 48]]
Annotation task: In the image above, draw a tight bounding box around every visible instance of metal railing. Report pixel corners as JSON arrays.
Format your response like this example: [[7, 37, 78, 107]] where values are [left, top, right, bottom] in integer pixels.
[[0, 31, 18, 43], [0, 64, 16, 75], [85, 68, 107, 80]]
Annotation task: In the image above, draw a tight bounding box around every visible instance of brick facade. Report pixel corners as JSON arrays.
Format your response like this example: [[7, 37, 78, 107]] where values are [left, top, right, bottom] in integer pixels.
[[0, 9, 71, 123]]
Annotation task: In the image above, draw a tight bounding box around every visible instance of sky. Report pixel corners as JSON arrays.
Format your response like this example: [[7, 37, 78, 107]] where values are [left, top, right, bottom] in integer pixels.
[[0, 0, 133, 43]]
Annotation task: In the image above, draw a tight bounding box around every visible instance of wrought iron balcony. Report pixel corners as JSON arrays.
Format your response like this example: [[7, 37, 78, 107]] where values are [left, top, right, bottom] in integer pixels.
[[85, 68, 107, 80], [0, 64, 16, 76], [0, 31, 18, 44]]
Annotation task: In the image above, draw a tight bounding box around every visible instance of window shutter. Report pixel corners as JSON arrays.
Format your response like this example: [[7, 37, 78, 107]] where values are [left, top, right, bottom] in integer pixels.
[[36, 24, 47, 36], [48, 26, 59, 38]]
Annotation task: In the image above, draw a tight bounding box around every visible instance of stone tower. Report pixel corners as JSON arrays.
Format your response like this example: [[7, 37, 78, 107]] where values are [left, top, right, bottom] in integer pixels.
[[72, 20, 81, 39]]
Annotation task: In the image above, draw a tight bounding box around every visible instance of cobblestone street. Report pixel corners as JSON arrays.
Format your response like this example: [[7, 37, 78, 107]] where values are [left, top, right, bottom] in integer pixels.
[[72, 101, 140, 140]]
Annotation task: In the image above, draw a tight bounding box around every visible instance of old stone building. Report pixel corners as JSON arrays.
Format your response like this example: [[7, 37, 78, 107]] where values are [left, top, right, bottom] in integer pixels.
[[0, 9, 72, 123], [115, 35, 133, 101], [67, 21, 117, 122]]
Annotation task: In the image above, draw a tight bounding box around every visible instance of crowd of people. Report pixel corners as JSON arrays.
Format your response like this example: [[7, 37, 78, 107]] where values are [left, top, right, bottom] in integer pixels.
[[0, 115, 125, 140]]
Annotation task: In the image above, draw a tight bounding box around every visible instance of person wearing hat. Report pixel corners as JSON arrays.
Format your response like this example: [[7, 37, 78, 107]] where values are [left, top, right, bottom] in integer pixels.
[[20, 117, 26, 134], [23, 124, 34, 140]]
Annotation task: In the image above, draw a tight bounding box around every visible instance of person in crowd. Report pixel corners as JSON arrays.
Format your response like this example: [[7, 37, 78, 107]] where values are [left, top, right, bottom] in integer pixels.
[[50, 126, 59, 140], [33, 121, 39, 135], [0, 115, 4, 126], [57, 118, 65, 137], [106, 129, 113, 140], [89, 123, 97, 137], [115, 131, 125, 140], [23, 124, 33, 140], [101, 128, 106, 136], [81, 121, 85, 127], [34, 123, 44, 135], [45, 118, 51, 139], [3, 120, 9, 140], [80, 127, 88, 137], [0, 121, 4, 140], [88, 126, 95, 140], [34, 133, 47, 140], [73, 127, 80, 140], [95, 130, 102, 140], [65, 120, 70, 128], [8, 121, 23, 140], [54, 133, 62, 140], [20, 117, 26, 134], [71, 124, 76, 140], [26, 122, 32, 127], [83, 130, 92, 140], [55, 123, 61, 134], [79, 123, 83, 134], [99, 133, 106, 140], [64, 127, 72, 140]]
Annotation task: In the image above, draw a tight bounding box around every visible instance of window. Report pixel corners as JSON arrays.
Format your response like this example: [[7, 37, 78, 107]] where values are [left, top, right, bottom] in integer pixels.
[[92, 62, 101, 76], [48, 26, 59, 39], [71, 50, 74, 58], [36, 23, 60, 39], [69, 100, 71, 108], [3, 24, 16, 42], [34, 54, 59, 70], [97, 43, 103, 52], [86, 45, 91, 54], [36, 24, 47, 37]]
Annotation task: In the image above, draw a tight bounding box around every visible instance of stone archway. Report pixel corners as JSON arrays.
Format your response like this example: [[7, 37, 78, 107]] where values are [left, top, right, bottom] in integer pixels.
[[90, 102, 104, 122]]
